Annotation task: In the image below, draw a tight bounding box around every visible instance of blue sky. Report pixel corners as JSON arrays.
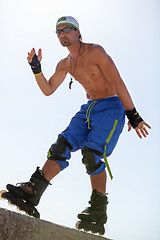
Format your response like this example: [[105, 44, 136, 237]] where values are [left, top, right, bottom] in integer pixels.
[[0, 0, 159, 239]]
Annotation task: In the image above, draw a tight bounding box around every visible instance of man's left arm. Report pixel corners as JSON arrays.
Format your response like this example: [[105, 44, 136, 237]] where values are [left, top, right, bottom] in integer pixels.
[[96, 46, 151, 138]]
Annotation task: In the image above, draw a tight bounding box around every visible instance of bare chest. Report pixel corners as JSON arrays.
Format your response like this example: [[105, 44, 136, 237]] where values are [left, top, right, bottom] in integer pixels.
[[69, 54, 102, 86]]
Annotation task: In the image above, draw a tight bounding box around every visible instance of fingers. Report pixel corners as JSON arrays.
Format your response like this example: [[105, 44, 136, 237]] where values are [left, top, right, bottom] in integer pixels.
[[27, 48, 42, 63], [38, 48, 42, 62], [127, 120, 151, 139], [144, 122, 151, 129], [127, 121, 132, 132], [135, 121, 151, 139], [27, 48, 35, 63], [136, 127, 147, 138]]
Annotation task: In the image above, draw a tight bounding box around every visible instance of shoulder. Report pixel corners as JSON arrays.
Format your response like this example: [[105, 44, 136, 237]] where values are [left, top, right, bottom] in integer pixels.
[[85, 43, 110, 59], [56, 55, 70, 72], [87, 43, 106, 53], [85, 43, 112, 63]]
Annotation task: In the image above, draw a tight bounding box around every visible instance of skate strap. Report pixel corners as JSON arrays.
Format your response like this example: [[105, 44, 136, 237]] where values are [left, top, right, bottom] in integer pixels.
[[103, 119, 118, 180]]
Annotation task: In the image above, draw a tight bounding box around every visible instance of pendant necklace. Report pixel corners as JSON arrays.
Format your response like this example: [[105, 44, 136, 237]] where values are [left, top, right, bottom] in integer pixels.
[[69, 42, 82, 89]]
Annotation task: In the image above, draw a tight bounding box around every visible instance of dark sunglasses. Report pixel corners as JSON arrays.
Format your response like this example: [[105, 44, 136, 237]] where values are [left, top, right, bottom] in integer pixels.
[[56, 27, 75, 35]]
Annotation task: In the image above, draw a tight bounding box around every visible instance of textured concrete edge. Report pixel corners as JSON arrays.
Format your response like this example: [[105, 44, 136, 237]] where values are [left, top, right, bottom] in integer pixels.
[[0, 207, 112, 240]]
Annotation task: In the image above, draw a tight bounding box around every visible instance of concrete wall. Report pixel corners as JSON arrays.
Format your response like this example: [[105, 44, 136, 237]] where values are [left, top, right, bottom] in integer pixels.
[[0, 207, 111, 240]]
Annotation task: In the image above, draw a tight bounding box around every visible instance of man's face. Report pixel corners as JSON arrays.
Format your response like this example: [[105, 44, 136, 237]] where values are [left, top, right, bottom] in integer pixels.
[[56, 24, 79, 46]]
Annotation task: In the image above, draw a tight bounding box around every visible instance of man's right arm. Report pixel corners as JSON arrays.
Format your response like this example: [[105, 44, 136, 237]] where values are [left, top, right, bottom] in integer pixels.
[[28, 48, 67, 96], [35, 62, 67, 96]]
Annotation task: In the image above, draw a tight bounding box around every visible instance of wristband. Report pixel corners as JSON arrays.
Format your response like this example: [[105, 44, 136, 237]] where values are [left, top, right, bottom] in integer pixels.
[[29, 54, 42, 75], [126, 107, 143, 128]]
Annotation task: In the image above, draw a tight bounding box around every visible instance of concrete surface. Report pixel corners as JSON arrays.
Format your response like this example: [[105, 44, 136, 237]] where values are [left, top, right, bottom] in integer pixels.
[[0, 207, 111, 240]]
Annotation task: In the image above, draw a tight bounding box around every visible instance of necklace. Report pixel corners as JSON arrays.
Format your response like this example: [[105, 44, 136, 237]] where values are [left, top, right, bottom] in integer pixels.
[[69, 42, 82, 89]]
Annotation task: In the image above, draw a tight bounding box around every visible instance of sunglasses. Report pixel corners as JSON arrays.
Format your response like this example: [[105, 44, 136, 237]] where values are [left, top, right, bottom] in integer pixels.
[[56, 27, 75, 35]]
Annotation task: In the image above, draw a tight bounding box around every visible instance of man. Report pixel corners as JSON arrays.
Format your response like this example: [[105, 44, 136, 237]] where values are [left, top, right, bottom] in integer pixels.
[[4, 16, 151, 235]]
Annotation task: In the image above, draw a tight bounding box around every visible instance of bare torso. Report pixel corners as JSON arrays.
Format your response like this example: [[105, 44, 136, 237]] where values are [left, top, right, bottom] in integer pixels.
[[61, 43, 117, 100], [28, 38, 150, 138]]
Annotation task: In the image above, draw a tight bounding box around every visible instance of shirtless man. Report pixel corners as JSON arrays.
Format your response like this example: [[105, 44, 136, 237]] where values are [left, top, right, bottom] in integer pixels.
[[5, 16, 151, 234]]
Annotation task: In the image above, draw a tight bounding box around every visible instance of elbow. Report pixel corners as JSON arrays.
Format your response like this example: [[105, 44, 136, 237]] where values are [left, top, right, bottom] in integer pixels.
[[40, 87, 54, 96], [43, 91, 53, 96], [43, 91, 51, 96], [40, 85, 55, 96]]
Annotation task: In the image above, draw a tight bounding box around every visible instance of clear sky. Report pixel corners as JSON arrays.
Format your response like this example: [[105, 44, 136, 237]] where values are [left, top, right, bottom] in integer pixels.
[[0, 0, 159, 239]]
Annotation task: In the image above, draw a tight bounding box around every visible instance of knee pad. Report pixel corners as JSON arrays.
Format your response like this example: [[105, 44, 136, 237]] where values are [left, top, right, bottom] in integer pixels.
[[47, 135, 73, 161], [82, 146, 103, 174]]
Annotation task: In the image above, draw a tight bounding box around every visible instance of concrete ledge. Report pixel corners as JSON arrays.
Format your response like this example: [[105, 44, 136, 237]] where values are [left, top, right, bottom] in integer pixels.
[[0, 207, 111, 240]]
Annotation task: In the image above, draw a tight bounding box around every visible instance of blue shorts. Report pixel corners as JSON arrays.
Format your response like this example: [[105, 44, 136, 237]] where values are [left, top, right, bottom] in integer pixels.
[[55, 96, 125, 175]]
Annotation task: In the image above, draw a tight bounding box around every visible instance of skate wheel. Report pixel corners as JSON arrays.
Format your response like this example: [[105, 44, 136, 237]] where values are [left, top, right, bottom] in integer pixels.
[[17, 206, 21, 212], [17, 206, 24, 213], [76, 221, 87, 231], [8, 200, 15, 207], [25, 202, 40, 218], [91, 229, 97, 234], [0, 190, 7, 200], [75, 221, 81, 230], [98, 227, 105, 236], [16, 205, 29, 216], [99, 233, 104, 237], [75, 221, 89, 233], [33, 210, 40, 219]]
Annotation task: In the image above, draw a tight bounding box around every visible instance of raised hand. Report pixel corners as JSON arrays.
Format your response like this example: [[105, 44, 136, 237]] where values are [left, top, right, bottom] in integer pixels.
[[27, 48, 42, 63], [27, 48, 42, 75]]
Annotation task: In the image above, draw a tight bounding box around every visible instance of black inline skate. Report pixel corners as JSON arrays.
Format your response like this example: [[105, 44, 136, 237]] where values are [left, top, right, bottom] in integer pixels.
[[0, 167, 50, 218], [76, 189, 108, 236]]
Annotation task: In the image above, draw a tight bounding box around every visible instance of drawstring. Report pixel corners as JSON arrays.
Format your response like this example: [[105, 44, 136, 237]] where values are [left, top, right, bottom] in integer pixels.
[[85, 101, 97, 129]]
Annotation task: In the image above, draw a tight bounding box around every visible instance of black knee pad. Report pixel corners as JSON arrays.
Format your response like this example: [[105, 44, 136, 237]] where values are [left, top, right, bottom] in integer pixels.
[[47, 136, 72, 161], [81, 146, 103, 174]]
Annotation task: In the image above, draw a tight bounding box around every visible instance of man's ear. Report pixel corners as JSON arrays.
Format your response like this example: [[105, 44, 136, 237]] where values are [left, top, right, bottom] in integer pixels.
[[75, 29, 81, 39], [76, 30, 82, 40]]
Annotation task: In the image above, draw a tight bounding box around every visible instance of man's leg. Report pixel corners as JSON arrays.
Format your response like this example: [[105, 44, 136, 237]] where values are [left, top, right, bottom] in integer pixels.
[[90, 169, 106, 195], [42, 160, 61, 181], [5, 136, 72, 209], [77, 146, 108, 234], [77, 169, 108, 235], [81, 146, 107, 194]]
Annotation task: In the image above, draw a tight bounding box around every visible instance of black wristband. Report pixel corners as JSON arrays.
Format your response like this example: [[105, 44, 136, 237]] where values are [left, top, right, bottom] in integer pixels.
[[126, 107, 143, 128], [29, 54, 42, 75]]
